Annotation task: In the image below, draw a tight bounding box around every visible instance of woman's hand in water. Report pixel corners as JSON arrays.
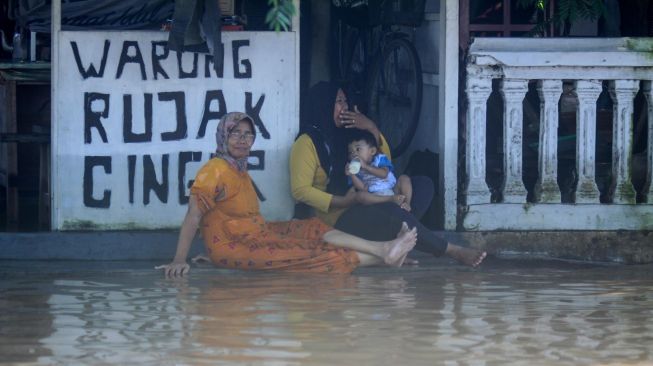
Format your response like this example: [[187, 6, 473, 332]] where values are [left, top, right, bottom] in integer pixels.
[[155, 261, 190, 278], [340, 106, 378, 133]]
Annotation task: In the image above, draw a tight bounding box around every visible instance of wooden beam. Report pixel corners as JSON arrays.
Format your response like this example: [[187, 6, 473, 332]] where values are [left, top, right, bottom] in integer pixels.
[[0, 133, 50, 143]]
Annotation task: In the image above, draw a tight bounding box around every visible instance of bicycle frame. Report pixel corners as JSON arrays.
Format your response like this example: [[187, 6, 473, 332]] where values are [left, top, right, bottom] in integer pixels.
[[333, 2, 424, 157]]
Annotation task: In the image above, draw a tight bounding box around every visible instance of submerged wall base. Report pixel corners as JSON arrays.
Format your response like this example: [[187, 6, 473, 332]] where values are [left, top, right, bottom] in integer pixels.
[[457, 231, 653, 265], [1, 231, 651, 264], [0, 231, 204, 261]]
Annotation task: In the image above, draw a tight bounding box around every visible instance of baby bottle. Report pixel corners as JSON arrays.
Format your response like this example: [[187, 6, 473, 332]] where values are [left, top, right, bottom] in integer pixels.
[[348, 158, 361, 174]]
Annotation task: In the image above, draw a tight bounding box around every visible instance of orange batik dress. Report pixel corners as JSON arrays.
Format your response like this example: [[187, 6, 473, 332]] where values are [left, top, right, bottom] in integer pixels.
[[191, 158, 360, 274]]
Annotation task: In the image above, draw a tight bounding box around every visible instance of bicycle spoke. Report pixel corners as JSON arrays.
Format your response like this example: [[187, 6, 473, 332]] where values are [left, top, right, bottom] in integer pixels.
[[367, 37, 422, 157]]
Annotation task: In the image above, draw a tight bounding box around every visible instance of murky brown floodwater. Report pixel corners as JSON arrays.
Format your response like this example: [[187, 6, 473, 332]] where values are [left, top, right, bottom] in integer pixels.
[[1, 258, 651, 365]]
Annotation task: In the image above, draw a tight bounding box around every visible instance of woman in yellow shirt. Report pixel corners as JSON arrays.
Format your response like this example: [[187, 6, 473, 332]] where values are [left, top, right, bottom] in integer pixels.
[[290, 82, 486, 267], [158, 112, 418, 277]]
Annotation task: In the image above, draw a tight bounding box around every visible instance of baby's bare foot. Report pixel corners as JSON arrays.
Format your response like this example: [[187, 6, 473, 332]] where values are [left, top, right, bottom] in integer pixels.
[[392, 194, 406, 206]]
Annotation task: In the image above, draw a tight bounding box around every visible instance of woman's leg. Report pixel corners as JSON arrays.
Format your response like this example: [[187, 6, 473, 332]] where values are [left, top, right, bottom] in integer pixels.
[[356, 252, 384, 266], [335, 203, 486, 266], [407, 176, 486, 265], [335, 202, 447, 256], [322, 226, 417, 267]]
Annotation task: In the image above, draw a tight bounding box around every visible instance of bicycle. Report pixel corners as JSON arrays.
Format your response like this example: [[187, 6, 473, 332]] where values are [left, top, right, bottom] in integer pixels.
[[333, 0, 424, 157]]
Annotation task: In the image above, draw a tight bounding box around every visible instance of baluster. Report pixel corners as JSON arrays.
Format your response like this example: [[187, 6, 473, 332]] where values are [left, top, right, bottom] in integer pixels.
[[465, 76, 492, 204], [643, 81, 653, 203], [609, 80, 639, 204], [534, 80, 562, 203], [500, 79, 528, 203], [572, 80, 602, 203]]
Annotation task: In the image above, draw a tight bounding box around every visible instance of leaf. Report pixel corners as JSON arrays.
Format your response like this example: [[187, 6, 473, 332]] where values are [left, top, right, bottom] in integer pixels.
[[264, 0, 296, 32], [265, 11, 275, 23], [277, 12, 290, 25]]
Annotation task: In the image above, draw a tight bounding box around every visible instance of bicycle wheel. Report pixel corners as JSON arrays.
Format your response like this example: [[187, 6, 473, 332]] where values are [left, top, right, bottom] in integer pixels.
[[367, 37, 422, 157], [344, 28, 367, 97]]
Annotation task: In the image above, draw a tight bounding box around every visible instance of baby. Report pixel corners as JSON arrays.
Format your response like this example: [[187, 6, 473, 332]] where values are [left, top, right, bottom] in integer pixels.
[[345, 129, 412, 211]]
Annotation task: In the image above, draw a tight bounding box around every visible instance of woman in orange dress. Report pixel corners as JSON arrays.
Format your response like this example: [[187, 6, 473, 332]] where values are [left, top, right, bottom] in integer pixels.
[[158, 112, 417, 277]]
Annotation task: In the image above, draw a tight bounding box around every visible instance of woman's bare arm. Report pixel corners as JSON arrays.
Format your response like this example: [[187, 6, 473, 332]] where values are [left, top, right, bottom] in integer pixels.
[[329, 188, 357, 209], [156, 195, 202, 277]]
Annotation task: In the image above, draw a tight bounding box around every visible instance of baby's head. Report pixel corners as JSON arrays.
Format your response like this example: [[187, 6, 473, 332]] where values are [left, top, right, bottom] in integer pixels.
[[346, 129, 378, 164]]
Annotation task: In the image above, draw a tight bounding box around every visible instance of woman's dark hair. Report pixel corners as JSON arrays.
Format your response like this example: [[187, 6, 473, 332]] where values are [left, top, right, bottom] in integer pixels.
[[345, 129, 378, 149]]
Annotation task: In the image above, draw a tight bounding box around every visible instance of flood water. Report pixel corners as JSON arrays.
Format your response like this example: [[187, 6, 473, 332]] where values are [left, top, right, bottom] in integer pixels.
[[1, 258, 652, 365]]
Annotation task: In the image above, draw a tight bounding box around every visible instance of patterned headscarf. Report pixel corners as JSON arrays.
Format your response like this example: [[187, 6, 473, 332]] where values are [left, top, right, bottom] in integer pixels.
[[215, 112, 256, 172]]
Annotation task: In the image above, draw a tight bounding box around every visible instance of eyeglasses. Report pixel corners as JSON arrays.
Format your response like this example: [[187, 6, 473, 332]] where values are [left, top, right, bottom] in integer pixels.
[[228, 132, 255, 142]]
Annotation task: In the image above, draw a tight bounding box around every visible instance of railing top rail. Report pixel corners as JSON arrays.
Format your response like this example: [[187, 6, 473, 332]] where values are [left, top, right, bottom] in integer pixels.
[[468, 37, 653, 68]]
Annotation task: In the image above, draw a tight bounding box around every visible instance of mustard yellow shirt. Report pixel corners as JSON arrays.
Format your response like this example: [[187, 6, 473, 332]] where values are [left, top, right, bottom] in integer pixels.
[[289, 133, 391, 226]]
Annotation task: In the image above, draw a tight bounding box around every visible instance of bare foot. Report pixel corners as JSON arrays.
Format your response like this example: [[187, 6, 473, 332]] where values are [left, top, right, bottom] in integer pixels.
[[445, 243, 487, 267], [400, 202, 411, 211], [396, 222, 416, 265], [398, 221, 410, 235], [392, 194, 406, 206], [403, 257, 419, 265], [384, 223, 417, 267]]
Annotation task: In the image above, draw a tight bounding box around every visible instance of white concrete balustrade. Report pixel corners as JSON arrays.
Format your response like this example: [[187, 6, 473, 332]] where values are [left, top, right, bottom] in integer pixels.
[[463, 38, 653, 230]]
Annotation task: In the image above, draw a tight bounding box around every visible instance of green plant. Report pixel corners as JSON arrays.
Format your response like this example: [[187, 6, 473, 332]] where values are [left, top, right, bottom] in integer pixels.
[[517, 0, 607, 36], [265, 0, 297, 32]]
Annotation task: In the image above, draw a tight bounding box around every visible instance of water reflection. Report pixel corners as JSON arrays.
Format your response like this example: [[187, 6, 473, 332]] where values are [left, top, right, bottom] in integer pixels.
[[0, 278, 54, 363], [0, 260, 651, 365]]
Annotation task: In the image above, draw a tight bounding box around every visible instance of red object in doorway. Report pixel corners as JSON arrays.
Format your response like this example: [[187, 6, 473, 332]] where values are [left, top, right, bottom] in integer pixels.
[[222, 25, 244, 31]]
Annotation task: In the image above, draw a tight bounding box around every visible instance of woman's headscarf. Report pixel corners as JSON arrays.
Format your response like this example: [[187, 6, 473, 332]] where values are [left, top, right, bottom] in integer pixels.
[[299, 81, 350, 195], [215, 111, 256, 172]]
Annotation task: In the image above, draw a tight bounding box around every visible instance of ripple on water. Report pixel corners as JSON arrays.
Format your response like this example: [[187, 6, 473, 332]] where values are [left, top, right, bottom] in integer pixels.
[[0, 261, 652, 365]]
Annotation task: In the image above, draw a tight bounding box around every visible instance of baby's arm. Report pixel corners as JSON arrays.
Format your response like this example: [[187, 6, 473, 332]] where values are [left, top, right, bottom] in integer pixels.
[[361, 163, 389, 179], [362, 155, 393, 179], [350, 173, 368, 192]]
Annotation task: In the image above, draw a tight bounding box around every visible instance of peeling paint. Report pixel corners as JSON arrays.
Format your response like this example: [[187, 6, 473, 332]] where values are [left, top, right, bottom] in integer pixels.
[[62, 220, 99, 230], [62, 220, 178, 231], [625, 38, 653, 60]]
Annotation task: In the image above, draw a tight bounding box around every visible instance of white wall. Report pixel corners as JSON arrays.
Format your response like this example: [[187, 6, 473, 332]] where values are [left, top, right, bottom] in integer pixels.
[[53, 31, 298, 230]]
